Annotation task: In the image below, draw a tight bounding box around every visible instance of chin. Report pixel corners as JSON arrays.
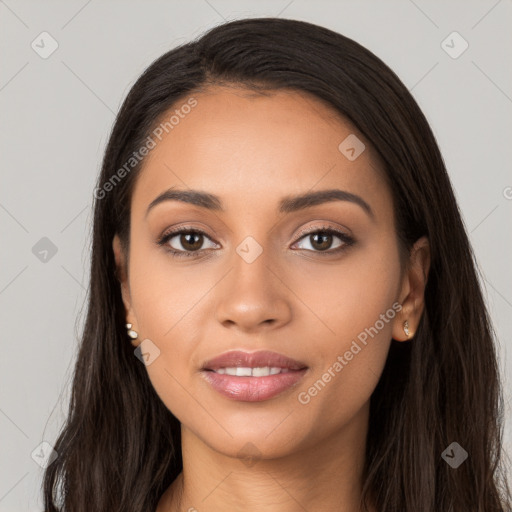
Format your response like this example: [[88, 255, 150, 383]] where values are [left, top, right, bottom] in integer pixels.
[[193, 413, 310, 461]]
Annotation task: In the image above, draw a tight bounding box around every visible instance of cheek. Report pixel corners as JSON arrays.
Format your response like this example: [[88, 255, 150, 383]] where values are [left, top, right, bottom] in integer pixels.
[[128, 237, 207, 340], [128, 273, 205, 424], [292, 234, 401, 346], [126, 246, 208, 417], [292, 238, 401, 423]]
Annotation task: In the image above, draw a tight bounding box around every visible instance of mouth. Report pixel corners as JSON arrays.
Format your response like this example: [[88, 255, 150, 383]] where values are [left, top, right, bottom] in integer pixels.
[[200, 350, 308, 402]]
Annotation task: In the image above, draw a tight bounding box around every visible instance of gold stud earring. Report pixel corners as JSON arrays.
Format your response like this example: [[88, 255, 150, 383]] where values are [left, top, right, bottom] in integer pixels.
[[403, 320, 410, 338], [126, 323, 138, 340]]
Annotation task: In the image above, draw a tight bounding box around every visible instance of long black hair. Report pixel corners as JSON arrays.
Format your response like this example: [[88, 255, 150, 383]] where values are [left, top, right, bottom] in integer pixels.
[[42, 17, 512, 511]]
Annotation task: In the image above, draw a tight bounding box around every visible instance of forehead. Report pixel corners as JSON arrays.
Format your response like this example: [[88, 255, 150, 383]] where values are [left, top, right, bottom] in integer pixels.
[[131, 86, 390, 218]]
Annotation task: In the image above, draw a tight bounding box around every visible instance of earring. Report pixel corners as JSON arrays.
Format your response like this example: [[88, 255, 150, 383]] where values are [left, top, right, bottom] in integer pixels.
[[126, 323, 138, 340], [403, 320, 411, 338]]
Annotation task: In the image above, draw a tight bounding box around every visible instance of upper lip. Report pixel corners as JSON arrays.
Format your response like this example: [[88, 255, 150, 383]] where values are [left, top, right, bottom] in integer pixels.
[[202, 350, 308, 371]]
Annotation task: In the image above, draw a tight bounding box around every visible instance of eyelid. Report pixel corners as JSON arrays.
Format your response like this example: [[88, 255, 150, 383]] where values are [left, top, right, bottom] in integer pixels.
[[157, 225, 219, 249], [292, 223, 352, 242]]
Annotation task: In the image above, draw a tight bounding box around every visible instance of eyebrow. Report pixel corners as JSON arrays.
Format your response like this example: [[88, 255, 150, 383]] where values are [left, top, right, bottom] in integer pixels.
[[145, 187, 374, 220]]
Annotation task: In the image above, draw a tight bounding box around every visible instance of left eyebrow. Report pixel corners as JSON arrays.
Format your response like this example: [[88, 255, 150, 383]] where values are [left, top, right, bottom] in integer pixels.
[[278, 189, 374, 219], [145, 187, 374, 220]]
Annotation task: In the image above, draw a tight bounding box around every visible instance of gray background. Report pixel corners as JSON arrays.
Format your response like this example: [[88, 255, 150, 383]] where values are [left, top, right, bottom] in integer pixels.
[[1, 1, 511, 510]]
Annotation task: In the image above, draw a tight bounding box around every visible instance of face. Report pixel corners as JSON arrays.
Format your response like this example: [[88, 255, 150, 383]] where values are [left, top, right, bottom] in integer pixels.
[[113, 86, 429, 460]]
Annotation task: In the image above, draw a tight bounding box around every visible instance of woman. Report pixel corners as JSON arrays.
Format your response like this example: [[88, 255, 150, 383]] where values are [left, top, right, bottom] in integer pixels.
[[42, 17, 512, 512]]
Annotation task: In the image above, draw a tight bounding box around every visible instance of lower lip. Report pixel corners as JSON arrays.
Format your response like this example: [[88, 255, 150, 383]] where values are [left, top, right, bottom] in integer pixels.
[[201, 369, 308, 402]]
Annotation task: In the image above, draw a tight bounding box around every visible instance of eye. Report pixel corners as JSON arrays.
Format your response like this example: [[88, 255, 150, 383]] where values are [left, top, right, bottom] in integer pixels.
[[157, 227, 219, 258], [292, 226, 355, 255]]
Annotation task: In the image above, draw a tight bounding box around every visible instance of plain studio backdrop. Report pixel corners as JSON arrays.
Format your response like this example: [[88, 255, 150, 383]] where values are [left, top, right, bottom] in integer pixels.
[[0, 1, 511, 510]]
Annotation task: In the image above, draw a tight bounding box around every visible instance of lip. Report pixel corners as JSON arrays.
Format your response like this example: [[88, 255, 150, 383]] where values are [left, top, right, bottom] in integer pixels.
[[201, 350, 307, 371], [200, 350, 309, 402]]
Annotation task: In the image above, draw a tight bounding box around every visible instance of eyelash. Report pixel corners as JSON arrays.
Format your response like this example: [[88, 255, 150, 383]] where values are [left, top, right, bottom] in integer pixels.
[[156, 225, 355, 259]]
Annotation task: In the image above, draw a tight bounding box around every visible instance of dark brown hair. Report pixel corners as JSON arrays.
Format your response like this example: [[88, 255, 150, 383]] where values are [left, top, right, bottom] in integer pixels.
[[42, 17, 512, 511]]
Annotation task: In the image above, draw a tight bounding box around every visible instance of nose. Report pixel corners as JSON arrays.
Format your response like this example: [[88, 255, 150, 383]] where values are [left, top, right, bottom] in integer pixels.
[[214, 248, 292, 334]]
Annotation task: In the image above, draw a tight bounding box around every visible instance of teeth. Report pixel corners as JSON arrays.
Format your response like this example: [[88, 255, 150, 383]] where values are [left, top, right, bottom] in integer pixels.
[[213, 366, 290, 376], [236, 367, 252, 377], [253, 367, 271, 377]]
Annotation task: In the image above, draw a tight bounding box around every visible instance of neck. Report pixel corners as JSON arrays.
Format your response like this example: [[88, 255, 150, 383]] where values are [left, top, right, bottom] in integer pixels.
[[158, 403, 375, 512]]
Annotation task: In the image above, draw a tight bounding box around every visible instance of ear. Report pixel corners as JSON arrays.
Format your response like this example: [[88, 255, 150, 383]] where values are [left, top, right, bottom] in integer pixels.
[[112, 234, 141, 347], [392, 236, 431, 342]]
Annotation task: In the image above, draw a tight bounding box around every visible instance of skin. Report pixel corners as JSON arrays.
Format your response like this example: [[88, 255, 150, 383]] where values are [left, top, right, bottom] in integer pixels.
[[113, 86, 430, 512]]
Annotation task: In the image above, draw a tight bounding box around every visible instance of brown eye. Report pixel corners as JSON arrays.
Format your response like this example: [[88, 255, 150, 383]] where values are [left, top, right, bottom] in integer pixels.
[[308, 232, 335, 251], [157, 227, 219, 258], [178, 232, 204, 251], [294, 228, 353, 254], [166, 230, 218, 254]]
